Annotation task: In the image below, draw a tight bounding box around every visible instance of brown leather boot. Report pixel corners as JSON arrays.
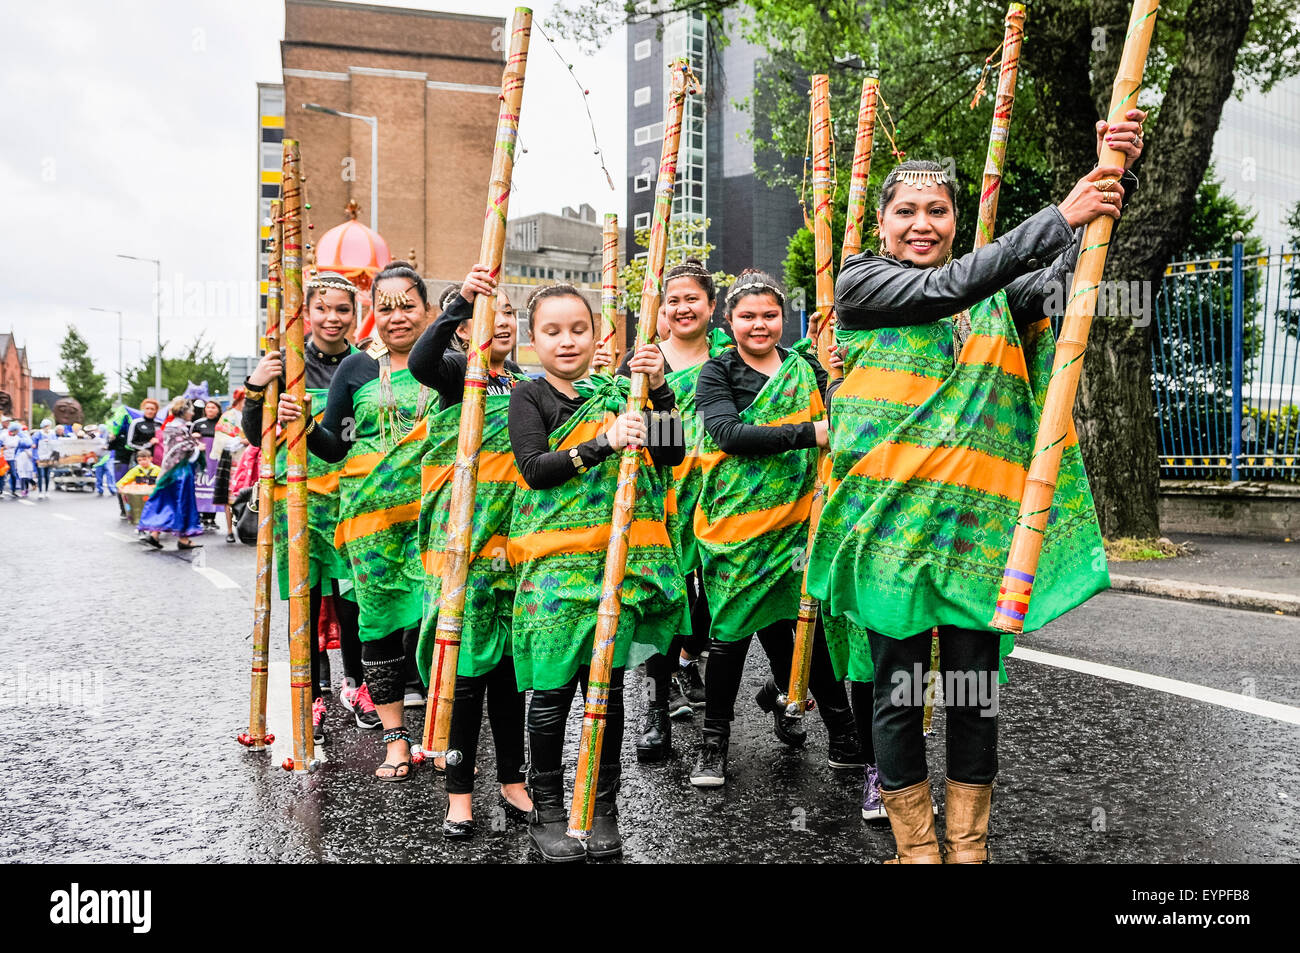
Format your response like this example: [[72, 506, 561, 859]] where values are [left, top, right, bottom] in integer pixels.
[[880, 779, 942, 864], [942, 778, 993, 863]]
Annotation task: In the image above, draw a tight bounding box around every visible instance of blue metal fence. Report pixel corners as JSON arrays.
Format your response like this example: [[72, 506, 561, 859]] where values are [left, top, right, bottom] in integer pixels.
[[1152, 243, 1300, 481]]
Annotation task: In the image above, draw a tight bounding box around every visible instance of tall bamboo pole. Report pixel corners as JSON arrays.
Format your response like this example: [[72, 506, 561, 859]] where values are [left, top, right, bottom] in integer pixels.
[[238, 200, 281, 752], [420, 7, 532, 764], [281, 138, 314, 772], [596, 213, 620, 375], [992, 0, 1159, 634], [568, 60, 699, 839], [841, 76, 879, 262], [780, 75, 833, 718]]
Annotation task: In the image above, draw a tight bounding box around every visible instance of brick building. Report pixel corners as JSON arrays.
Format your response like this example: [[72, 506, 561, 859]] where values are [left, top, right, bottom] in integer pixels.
[[256, 0, 506, 333], [0, 332, 32, 424]]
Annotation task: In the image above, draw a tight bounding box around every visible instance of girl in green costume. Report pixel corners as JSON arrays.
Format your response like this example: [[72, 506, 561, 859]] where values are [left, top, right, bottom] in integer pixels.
[[241, 271, 374, 745], [280, 261, 437, 782], [409, 264, 532, 838], [688, 269, 863, 790], [813, 108, 1145, 863], [615, 258, 731, 762], [507, 284, 685, 862]]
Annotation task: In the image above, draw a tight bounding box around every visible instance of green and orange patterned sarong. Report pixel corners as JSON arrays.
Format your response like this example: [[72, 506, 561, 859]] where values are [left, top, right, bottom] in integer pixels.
[[695, 340, 825, 643], [666, 327, 733, 573], [272, 382, 354, 602], [416, 390, 521, 683], [508, 374, 685, 691], [809, 291, 1109, 681], [335, 364, 435, 642]]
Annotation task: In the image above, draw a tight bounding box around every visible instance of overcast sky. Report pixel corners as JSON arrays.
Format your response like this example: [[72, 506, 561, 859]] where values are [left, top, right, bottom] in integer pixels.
[[2, 0, 626, 398]]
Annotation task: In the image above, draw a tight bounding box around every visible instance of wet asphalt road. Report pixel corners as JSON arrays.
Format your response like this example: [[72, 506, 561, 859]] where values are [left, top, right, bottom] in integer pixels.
[[1, 490, 1297, 863]]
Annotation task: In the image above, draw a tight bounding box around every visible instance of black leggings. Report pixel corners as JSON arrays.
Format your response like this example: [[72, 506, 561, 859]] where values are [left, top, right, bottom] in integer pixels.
[[307, 580, 362, 701], [528, 666, 625, 775], [361, 628, 414, 706], [850, 679, 877, 766], [645, 569, 712, 705], [446, 654, 527, 794], [36, 465, 51, 493], [703, 616, 848, 738], [869, 627, 999, 790]]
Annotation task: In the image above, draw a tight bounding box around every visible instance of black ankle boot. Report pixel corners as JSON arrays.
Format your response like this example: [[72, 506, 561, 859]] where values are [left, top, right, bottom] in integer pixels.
[[527, 769, 586, 863], [586, 765, 622, 859], [820, 703, 866, 768], [754, 677, 807, 748], [636, 705, 671, 763]]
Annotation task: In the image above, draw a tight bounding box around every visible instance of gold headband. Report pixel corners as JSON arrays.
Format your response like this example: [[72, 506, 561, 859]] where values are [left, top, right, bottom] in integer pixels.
[[375, 285, 414, 310], [885, 168, 952, 190]]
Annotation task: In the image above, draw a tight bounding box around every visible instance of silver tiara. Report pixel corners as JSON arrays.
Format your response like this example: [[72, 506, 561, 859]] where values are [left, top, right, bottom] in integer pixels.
[[884, 168, 952, 190], [724, 275, 786, 309]]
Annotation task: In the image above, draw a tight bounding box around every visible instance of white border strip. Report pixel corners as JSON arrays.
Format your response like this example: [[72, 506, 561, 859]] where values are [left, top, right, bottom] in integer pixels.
[[1010, 646, 1300, 726], [426, 79, 500, 94], [283, 68, 348, 82]]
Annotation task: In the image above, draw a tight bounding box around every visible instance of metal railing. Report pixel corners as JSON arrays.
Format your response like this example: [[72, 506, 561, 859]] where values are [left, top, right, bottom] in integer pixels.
[[1152, 241, 1300, 481]]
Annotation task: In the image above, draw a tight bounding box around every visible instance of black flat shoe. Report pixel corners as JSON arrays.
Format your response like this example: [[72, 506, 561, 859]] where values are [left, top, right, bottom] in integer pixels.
[[442, 817, 476, 840]]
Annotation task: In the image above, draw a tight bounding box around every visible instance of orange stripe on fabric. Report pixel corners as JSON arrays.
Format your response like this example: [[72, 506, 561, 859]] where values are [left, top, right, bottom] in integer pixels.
[[272, 472, 340, 499], [958, 334, 1028, 379], [421, 451, 516, 497], [422, 533, 509, 575], [343, 452, 385, 477], [334, 501, 421, 547], [853, 442, 1026, 498], [507, 519, 670, 564], [694, 492, 813, 544], [557, 419, 608, 451], [839, 366, 942, 407]]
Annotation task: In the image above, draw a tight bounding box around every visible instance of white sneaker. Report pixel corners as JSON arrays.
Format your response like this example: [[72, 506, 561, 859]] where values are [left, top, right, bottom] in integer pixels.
[[403, 688, 426, 709], [339, 679, 359, 712]]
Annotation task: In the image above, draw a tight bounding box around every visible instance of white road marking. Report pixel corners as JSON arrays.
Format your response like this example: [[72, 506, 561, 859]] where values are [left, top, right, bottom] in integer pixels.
[[192, 565, 241, 590], [51, 513, 75, 522], [18, 499, 35, 507], [1010, 645, 1300, 727]]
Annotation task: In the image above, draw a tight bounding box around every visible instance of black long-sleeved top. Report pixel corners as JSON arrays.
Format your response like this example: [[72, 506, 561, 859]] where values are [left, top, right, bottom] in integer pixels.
[[697, 347, 827, 456], [191, 417, 217, 440], [835, 172, 1139, 333], [115, 415, 158, 464], [509, 377, 683, 490], [304, 352, 385, 463], [407, 294, 526, 409], [239, 339, 353, 447]]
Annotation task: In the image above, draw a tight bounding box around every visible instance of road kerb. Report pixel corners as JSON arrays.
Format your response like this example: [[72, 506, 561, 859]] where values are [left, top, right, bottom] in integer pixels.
[[1109, 574, 1300, 616]]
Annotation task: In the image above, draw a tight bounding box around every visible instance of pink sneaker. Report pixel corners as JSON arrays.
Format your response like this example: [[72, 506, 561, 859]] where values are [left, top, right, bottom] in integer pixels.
[[312, 696, 327, 745], [353, 682, 381, 730]]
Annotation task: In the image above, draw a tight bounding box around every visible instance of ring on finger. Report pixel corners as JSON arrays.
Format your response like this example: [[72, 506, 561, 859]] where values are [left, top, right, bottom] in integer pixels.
[[1094, 177, 1118, 191]]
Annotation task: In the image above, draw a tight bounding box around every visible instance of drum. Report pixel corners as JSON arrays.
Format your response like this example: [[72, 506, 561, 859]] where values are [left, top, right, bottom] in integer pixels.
[[121, 484, 151, 525]]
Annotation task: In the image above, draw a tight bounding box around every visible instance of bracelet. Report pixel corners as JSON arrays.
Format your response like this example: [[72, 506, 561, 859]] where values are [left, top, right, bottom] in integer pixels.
[[304, 417, 317, 436], [243, 378, 266, 401], [569, 447, 588, 474]]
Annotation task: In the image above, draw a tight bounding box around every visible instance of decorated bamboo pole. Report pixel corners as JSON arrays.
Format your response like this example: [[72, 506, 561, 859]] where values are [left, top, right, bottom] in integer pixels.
[[280, 138, 314, 772], [568, 60, 699, 840], [992, 0, 1159, 634], [595, 212, 620, 375], [841, 76, 879, 262], [974, 3, 1027, 250], [419, 7, 532, 764], [238, 200, 282, 752], [780, 74, 833, 718]]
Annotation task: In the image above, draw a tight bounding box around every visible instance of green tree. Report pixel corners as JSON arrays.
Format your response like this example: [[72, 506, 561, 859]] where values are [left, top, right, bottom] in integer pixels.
[[123, 335, 229, 408], [619, 217, 735, 315], [58, 326, 109, 423]]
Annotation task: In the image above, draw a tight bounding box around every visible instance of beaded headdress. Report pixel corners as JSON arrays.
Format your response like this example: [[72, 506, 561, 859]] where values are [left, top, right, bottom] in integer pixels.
[[375, 285, 414, 310], [882, 167, 952, 190], [305, 271, 358, 295], [724, 272, 786, 310]]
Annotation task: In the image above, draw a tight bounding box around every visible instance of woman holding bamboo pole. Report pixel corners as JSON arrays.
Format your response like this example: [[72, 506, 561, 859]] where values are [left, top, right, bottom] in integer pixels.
[[408, 264, 531, 838], [278, 260, 436, 782], [809, 110, 1146, 860], [617, 258, 731, 762], [688, 269, 862, 789], [242, 272, 375, 746], [507, 283, 685, 862]]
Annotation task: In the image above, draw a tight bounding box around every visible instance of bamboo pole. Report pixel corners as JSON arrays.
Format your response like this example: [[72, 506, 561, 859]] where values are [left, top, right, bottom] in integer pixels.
[[992, 0, 1159, 634], [280, 138, 314, 772], [238, 199, 281, 752], [419, 7, 532, 764], [780, 75, 833, 718], [841, 76, 879, 262], [974, 3, 1027, 250], [568, 60, 699, 839], [596, 212, 620, 375]]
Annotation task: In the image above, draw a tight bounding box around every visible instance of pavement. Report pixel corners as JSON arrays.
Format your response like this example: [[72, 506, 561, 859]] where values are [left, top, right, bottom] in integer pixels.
[[1109, 532, 1300, 616], [1, 489, 1297, 864]]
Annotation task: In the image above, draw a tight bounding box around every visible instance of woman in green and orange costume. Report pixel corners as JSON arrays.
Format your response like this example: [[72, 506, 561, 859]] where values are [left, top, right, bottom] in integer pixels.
[[615, 257, 732, 762], [279, 260, 437, 782], [688, 269, 863, 789], [508, 283, 686, 862], [811, 109, 1146, 862], [241, 271, 375, 745]]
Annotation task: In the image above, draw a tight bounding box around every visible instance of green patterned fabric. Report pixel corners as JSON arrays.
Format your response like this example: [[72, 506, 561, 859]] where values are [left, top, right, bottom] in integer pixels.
[[694, 339, 824, 643], [336, 363, 436, 642], [273, 383, 353, 602], [508, 374, 685, 691], [666, 327, 733, 573], [416, 389, 522, 683], [808, 291, 1109, 681]]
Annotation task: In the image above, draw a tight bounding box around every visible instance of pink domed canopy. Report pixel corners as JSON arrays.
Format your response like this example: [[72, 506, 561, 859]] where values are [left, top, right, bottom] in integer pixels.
[[314, 200, 391, 289]]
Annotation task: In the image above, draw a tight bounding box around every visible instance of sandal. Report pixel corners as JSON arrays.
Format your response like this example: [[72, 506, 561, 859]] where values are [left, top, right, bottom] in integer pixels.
[[178, 540, 203, 550], [144, 535, 163, 550], [376, 727, 412, 783]]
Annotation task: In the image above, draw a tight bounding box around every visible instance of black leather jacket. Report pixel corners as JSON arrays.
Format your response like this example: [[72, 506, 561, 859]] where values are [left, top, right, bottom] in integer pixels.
[[835, 171, 1137, 332]]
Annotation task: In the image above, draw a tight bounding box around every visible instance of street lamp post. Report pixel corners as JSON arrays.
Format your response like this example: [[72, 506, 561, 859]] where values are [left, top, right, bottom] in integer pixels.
[[116, 254, 162, 400], [89, 308, 124, 405], [302, 103, 379, 232]]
